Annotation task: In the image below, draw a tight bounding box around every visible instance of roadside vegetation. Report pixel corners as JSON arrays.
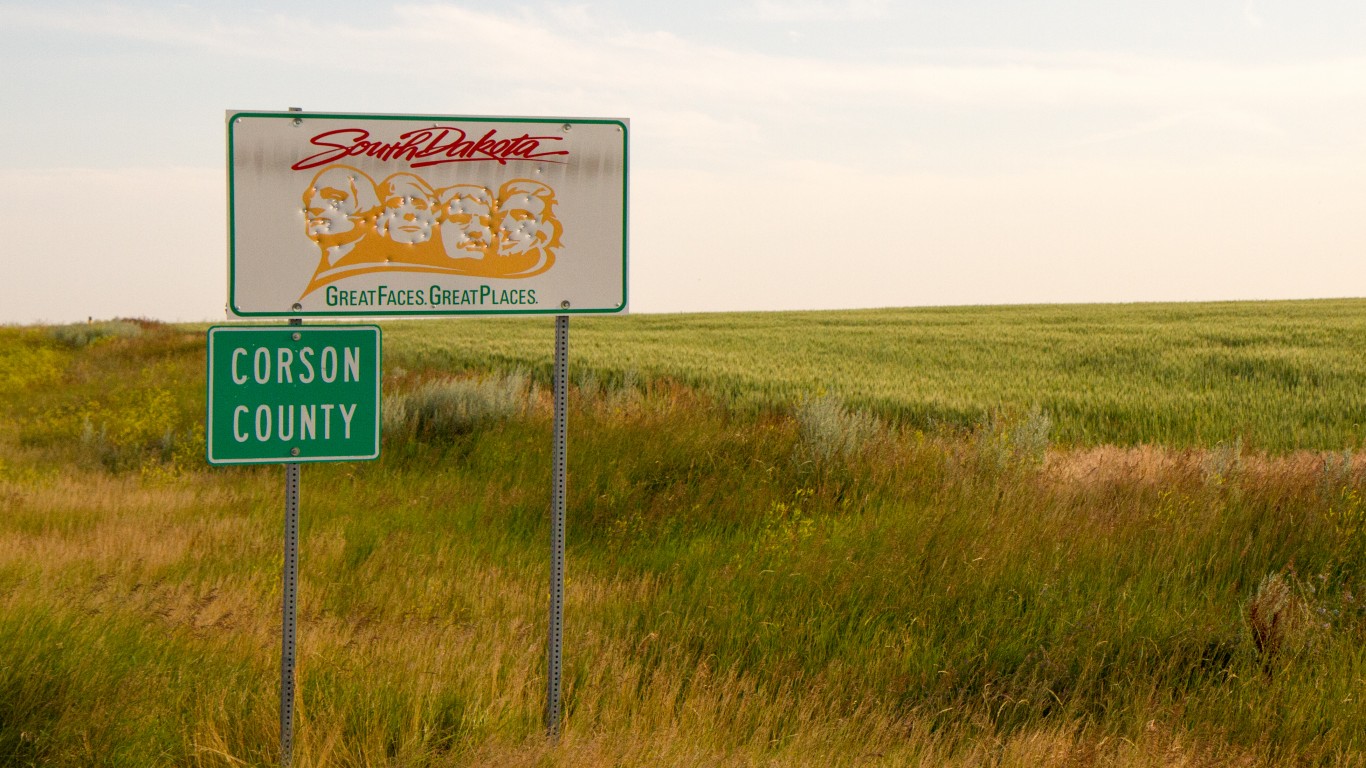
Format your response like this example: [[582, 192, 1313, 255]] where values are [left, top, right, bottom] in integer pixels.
[[385, 298, 1366, 451], [1, 302, 1365, 766]]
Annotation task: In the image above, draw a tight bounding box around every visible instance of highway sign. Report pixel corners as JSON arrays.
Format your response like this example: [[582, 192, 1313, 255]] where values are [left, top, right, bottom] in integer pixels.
[[206, 325, 381, 464], [227, 111, 628, 318]]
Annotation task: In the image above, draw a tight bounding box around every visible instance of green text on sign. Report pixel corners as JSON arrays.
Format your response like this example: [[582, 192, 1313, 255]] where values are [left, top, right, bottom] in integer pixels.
[[207, 325, 381, 465]]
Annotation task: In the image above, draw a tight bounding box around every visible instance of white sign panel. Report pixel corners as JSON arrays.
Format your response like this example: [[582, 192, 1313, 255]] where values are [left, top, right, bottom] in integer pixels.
[[227, 111, 628, 317]]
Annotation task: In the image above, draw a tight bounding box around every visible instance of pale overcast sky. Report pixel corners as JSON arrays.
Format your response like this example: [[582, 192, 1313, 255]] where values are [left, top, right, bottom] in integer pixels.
[[2, 0, 1365, 323]]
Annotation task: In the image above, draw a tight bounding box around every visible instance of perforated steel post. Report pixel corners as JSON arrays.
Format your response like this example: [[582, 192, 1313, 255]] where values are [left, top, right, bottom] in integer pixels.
[[281, 460, 299, 765], [546, 315, 569, 739], [281, 314, 302, 767]]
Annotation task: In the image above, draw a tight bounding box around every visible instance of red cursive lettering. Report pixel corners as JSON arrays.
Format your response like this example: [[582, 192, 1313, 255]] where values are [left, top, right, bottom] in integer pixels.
[[291, 126, 570, 171]]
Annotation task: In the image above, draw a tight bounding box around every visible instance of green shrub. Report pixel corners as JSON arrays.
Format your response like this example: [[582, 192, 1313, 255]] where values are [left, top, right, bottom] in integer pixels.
[[47, 320, 143, 348], [972, 405, 1053, 470], [793, 394, 880, 465], [384, 371, 531, 443], [1203, 436, 1244, 484]]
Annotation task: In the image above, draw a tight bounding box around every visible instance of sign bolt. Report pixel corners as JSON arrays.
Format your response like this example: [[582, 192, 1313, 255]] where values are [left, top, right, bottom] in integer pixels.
[[560, 300, 571, 309], [290, 447, 301, 457], [292, 303, 303, 312], [292, 332, 301, 341], [562, 123, 572, 132]]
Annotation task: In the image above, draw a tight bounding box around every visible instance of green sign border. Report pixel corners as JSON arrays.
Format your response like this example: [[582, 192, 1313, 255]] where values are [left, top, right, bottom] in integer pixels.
[[226, 111, 629, 318], [206, 325, 382, 465]]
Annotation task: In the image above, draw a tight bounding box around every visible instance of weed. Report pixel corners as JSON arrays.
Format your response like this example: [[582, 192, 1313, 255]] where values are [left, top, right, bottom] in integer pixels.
[[1245, 572, 1311, 669], [0, 334, 65, 393], [576, 369, 601, 401], [70, 386, 187, 473], [600, 369, 642, 413], [1009, 405, 1052, 465], [1324, 486, 1366, 569], [47, 320, 143, 348], [383, 371, 531, 443], [754, 488, 817, 557], [971, 406, 1053, 471], [793, 394, 880, 465], [1202, 436, 1244, 485], [1320, 450, 1356, 494]]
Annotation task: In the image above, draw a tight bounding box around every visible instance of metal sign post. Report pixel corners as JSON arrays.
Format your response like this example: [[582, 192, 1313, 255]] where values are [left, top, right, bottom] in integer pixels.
[[281, 316, 302, 767], [281, 459, 300, 766], [546, 315, 569, 739]]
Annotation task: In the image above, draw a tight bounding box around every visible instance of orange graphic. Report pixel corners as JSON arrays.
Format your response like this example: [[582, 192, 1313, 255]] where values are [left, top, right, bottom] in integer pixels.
[[300, 166, 562, 298]]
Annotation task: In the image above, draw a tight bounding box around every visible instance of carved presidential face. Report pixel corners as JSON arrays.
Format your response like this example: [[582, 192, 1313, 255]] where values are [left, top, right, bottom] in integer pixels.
[[439, 186, 494, 254], [305, 188, 356, 238], [302, 167, 377, 243], [376, 175, 437, 245], [494, 188, 551, 256]]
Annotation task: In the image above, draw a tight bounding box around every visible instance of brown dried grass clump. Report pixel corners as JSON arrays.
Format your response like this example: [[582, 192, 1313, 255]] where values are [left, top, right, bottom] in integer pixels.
[[1245, 572, 1310, 668], [1045, 445, 1202, 490], [1046, 445, 1364, 497]]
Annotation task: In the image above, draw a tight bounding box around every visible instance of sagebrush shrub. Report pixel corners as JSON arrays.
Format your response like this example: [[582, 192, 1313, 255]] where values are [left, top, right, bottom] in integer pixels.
[[385, 371, 530, 442], [794, 394, 879, 464]]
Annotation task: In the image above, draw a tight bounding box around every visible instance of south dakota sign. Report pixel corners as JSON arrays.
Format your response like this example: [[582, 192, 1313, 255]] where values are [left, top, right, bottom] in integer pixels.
[[227, 111, 628, 317]]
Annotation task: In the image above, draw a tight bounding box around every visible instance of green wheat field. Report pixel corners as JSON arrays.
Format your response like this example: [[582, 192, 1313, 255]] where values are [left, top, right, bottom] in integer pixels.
[[3, 299, 1366, 766]]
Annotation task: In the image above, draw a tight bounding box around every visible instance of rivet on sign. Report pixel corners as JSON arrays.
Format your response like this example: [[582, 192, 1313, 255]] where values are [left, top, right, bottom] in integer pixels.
[[292, 118, 303, 127], [562, 123, 572, 132], [560, 300, 571, 309], [292, 332, 301, 341], [291, 447, 301, 457], [292, 303, 303, 311]]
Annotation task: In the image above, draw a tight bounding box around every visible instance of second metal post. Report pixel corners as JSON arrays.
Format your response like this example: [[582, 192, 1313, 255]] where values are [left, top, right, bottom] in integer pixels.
[[546, 315, 569, 739], [281, 461, 299, 766]]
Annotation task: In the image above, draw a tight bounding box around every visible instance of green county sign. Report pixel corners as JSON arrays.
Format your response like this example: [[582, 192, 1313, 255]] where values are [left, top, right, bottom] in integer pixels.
[[206, 325, 381, 465]]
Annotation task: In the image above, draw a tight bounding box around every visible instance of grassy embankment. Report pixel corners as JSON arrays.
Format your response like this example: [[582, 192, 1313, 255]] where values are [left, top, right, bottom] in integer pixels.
[[1, 300, 1365, 766]]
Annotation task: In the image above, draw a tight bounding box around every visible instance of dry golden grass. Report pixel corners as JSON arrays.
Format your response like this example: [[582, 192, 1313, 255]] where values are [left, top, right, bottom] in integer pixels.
[[1046, 445, 1365, 490], [4, 315, 1365, 765], [5, 438, 1358, 766]]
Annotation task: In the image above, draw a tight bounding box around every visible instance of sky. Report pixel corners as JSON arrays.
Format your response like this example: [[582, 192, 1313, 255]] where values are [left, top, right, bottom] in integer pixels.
[[2, 0, 1365, 324]]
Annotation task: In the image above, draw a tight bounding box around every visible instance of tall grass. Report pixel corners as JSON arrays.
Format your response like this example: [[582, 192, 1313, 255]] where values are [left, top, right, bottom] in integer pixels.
[[381, 298, 1366, 451], [1, 310, 1365, 765]]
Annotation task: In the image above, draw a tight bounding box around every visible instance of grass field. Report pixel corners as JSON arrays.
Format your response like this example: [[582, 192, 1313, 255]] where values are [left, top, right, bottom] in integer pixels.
[[383, 298, 1366, 451], [1, 301, 1366, 766]]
